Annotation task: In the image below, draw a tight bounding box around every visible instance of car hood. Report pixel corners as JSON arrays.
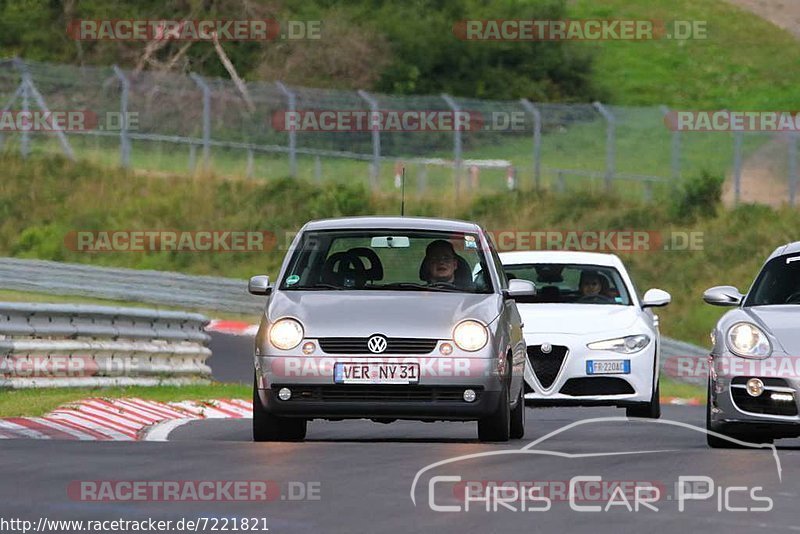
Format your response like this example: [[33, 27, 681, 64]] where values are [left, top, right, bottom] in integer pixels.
[[744, 306, 800, 354], [518, 304, 641, 335], [267, 290, 502, 338]]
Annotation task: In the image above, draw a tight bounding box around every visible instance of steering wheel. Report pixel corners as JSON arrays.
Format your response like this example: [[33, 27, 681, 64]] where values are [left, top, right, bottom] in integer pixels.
[[785, 291, 800, 304], [577, 294, 615, 304]]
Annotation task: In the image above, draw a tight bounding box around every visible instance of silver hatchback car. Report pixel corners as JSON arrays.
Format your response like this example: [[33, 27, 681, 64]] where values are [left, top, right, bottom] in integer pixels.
[[248, 216, 534, 442]]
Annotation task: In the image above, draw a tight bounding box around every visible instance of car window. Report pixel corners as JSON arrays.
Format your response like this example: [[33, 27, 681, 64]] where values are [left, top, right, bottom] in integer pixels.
[[280, 229, 494, 293], [503, 263, 631, 305], [745, 254, 800, 306]]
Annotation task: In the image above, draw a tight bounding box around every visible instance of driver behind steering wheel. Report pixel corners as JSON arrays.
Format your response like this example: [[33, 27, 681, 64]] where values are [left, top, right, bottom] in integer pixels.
[[578, 270, 613, 302], [422, 240, 459, 286]]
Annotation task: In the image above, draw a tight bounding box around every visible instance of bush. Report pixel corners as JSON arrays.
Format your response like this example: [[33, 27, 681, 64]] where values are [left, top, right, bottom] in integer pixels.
[[670, 171, 724, 221]]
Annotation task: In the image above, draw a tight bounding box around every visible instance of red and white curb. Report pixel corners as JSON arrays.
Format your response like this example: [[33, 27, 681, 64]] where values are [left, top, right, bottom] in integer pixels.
[[0, 398, 252, 441], [206, 320, 259, 336]]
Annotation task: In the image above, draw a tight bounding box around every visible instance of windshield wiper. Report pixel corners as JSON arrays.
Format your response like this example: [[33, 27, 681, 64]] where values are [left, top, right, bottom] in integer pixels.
[[288, 283, 344, 290], [367, 282, 464, 293]]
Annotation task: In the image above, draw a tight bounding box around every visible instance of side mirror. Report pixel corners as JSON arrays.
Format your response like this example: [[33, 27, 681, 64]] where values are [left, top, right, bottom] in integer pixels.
[[248, 275, 272, 296], [702, 285, 743, 307], [504, 279, 537, 300], [642, 288, 671, 308]]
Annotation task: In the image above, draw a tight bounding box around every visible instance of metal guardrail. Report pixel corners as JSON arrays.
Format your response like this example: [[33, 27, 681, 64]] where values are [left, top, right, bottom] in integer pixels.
[[0, 301, 212, 388], [0, 257, 264, 314], [660, 337, 708, 387]]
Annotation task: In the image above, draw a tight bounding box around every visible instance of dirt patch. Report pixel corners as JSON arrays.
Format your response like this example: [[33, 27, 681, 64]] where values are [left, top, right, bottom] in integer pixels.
[[722, 135, 795, 207], [724, 0, 800, 39]]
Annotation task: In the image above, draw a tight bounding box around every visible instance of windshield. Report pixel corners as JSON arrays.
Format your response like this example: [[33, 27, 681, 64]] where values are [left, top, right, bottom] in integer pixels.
[[279, 229, 493, 293], [503, 263, 632, 305], [745, 254, 800, 306]]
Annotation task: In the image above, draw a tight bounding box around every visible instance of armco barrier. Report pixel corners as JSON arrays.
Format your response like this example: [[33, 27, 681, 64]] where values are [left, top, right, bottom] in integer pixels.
[[0, 302, 212, 388]]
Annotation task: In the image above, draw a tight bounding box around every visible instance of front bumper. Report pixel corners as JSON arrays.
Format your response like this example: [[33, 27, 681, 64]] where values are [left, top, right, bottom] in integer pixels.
[[708, 353, 800, 436], [522, 333, 656, 406], [255, 354, 506, 421]]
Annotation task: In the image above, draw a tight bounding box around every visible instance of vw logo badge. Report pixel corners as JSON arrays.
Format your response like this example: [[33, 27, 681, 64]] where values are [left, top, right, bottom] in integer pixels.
[[540, 343, 552, 354], [367, 335, 388, 354]]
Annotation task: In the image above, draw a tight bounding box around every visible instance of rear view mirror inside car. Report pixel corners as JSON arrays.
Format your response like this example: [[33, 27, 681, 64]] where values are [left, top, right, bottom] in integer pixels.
[[370, 236, 410, 248]]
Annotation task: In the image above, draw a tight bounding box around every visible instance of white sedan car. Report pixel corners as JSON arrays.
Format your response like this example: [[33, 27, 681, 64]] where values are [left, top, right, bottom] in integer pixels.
[[499, 251, 671, 418]]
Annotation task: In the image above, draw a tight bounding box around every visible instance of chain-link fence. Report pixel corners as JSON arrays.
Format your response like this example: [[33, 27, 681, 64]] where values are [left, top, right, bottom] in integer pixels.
[[0, 58, 797, 205]]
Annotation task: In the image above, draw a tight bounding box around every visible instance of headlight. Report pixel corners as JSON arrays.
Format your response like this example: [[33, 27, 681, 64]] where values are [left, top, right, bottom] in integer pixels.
[[587, 334, 650, 354], [727, 322, 771, 359], [269, 318, 304, 350], [453, 320, 488, 352]]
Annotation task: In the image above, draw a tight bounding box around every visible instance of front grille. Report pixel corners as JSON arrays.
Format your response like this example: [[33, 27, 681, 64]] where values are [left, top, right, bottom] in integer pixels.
[[318, 337, 438, 354], [559, 377, 635, 396], [731, 388, 798, 416], [275, 385, 482, 402], [527, 344, 568, 389]]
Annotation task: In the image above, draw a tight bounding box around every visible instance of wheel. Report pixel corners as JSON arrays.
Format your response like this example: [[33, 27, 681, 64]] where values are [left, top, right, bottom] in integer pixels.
[[705, 378, 770, 448], [510, 381, 526, 439], [253, 374, 307, 442], [478, 383, 511, 442], [626, 380, 661, 419]]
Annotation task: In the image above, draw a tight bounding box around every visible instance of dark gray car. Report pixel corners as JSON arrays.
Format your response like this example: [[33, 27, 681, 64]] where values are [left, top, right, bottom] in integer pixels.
[[704, 241, 800, 447], [248, 216, 534, 442]]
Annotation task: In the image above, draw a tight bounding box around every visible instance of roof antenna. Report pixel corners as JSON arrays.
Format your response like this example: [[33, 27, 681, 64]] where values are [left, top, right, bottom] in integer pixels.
[[401, 165, 406, 217]]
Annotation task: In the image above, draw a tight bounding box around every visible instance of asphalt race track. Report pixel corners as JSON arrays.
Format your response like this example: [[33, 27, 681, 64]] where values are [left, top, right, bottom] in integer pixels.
[[2, 334, 799, 533]]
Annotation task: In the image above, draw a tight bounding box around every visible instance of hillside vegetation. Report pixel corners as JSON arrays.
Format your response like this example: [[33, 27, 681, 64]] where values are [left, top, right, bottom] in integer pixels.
[[3, 154, 799, 348]]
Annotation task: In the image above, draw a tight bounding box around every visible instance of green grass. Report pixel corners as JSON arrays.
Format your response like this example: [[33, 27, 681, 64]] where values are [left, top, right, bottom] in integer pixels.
[[0, 383, 250, 418], [661, 377, 704, 401], [568, 0, 800, 109]]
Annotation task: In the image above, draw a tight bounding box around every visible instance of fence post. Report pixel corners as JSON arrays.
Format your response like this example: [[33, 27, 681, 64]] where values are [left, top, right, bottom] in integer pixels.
[[13, 59, 75, 160], [660, 105, 680, 189], [556, 170, 565, 193], [441, 93, 463, 198], [789, 132, 797, 207], [189, 73, 211, 170], [593, 102, 616, 192], [733, 131, 743, 205], [275, 82, 297, 178], [417, 164, 427, 195], [246, 148, 254, 178], [112, 65, 131, 168], [519, 99, 542, 191], [0, 82, 24, 151], [358, 90, 380, 190]]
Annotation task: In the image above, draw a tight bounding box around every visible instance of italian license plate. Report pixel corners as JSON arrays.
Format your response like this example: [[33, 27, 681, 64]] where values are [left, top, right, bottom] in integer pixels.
[[334, 362, 420, 384], [586, 360, 630, 375]]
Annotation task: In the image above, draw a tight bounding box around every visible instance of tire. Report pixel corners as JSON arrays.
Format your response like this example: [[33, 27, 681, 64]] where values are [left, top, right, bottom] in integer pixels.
[[626, 378, 661, 419], [705, 378, 770, 448], [510, 382, 526, 439], [253, 375, 307, 442], [478, 383, 511, 442]]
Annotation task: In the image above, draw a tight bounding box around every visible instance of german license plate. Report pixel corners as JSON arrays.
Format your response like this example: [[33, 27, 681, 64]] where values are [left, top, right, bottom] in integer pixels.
[[334, 362, 420, 384], [586, 360, 630, 375]]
